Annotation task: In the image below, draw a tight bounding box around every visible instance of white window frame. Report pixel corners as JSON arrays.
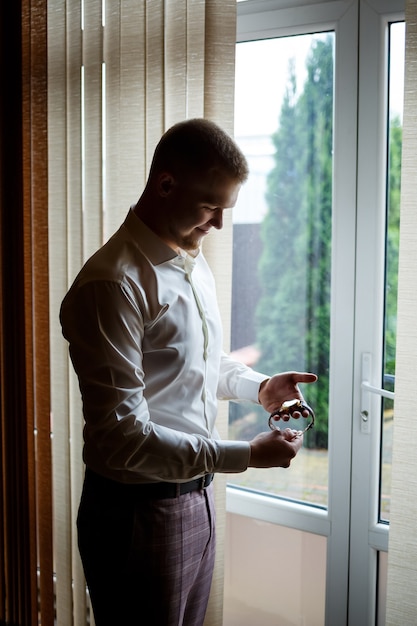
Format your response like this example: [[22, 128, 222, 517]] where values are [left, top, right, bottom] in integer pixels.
[[349, 2, 404, 623], [227, 1, 404, 624]]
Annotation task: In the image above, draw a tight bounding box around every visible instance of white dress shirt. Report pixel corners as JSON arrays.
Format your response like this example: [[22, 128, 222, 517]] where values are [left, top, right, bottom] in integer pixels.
[[60, 209, 267, 483]]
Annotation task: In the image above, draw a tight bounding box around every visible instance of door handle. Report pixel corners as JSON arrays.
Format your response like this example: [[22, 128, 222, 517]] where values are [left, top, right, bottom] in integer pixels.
[[360, 352, 395, 434]]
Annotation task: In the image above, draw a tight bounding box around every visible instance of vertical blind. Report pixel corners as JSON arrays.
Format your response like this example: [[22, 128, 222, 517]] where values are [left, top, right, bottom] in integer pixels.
[[48, 1, 237, 624], [386, 0, 417, 623]]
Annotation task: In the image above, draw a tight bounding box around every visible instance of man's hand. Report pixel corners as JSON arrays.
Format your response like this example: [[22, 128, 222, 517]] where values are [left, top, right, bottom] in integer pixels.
[[258, 371, 318, 422], [249, 428, 303, 468]]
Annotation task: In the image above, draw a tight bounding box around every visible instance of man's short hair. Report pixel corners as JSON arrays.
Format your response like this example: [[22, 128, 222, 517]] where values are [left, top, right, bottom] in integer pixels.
[[150, 118, 249, 183]]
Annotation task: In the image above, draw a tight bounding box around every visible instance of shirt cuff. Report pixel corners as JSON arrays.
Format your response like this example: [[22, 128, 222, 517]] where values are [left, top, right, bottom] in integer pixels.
[[214, 440, 251, 473], [235, 370, 270, 404]]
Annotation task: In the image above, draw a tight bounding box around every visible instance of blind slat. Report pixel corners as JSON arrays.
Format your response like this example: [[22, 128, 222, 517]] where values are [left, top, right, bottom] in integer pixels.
[[165, 0, 188, 126], [83, 0, 104, 258]]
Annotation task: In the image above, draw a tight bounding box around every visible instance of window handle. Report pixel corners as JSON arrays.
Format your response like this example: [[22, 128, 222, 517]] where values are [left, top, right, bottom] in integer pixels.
[[360, 353, 395, 434], [361, 381, 395, 401]]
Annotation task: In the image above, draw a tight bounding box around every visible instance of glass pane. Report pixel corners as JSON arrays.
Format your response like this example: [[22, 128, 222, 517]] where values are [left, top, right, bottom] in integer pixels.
[[230, 33, 334, 507], [223, 513, 327, 625], [380, 21, 405, 522]]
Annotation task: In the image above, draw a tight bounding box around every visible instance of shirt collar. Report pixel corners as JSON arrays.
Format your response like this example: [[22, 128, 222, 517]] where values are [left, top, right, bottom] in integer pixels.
[[174, 249, 198, 274], [124, 208, 201, 269]]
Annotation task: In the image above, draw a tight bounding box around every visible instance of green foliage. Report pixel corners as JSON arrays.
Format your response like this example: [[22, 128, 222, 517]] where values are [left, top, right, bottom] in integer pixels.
[[253, 37, 403, 449], [384, 117, 402, 376], [255, 37, 334, 448], [248, 35, 402, 449]]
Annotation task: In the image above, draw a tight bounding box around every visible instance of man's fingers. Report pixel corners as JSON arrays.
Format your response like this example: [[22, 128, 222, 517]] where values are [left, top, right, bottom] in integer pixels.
[[293, 372, 318, 384]]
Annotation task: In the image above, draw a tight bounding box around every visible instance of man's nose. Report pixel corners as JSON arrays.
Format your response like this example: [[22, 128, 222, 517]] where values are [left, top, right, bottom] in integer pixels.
[[209, 208, 223, 230]]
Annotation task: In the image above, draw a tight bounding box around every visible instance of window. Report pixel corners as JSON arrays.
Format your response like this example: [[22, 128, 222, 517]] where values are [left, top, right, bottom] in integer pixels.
[[230, 31, 334, 508]]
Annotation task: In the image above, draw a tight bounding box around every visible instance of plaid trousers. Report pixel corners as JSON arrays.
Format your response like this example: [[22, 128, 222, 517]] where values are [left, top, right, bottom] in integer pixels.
[[77, 470, 216, 626]]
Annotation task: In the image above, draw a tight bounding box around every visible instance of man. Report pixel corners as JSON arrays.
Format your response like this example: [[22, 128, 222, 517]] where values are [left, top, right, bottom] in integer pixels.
[[60, 118, 317, 626]]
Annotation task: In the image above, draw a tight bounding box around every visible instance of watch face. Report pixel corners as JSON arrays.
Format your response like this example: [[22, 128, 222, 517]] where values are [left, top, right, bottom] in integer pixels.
[[268, 399, 315, 436], [281, 399, 302, 410]]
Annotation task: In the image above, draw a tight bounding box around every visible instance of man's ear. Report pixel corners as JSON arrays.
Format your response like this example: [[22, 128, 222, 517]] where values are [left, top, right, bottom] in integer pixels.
[[158, 173, 175, 197]]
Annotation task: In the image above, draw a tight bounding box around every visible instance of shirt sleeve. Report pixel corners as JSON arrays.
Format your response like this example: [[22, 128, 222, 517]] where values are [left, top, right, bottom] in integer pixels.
[[60, 279, 251, 482], [217, 352, 269, 403]]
